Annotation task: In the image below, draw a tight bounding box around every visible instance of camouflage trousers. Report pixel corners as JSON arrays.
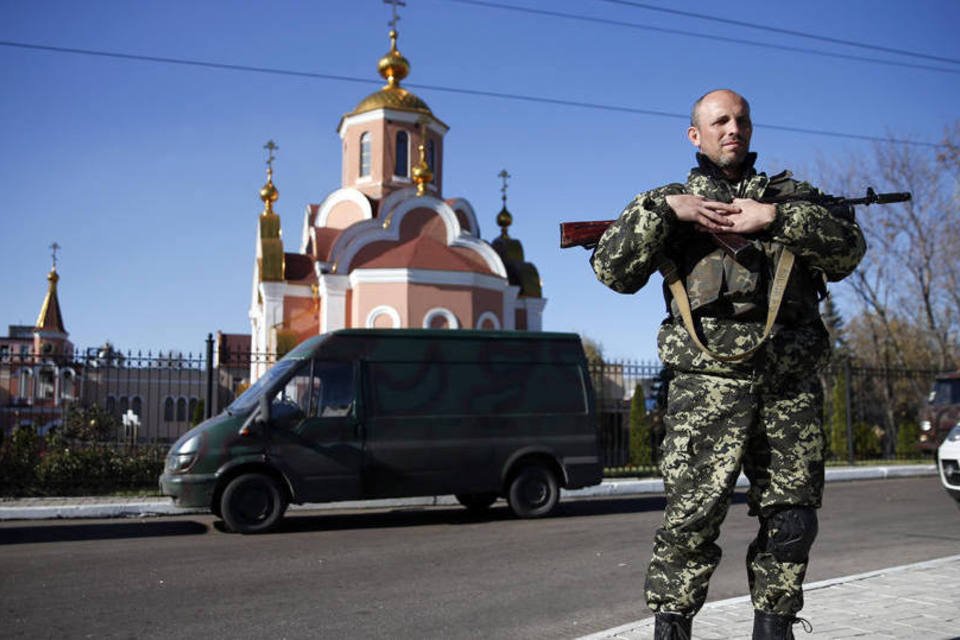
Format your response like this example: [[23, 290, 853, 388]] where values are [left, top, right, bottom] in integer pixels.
[[644, 367, 825, 617]]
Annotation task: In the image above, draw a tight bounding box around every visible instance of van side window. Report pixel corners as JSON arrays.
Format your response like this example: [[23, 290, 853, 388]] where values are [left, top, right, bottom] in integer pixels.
[[274, 361, 354, 422], [313, 361, 355, 417], [275, 362, 314, 424], [369, 362, 586, 417]]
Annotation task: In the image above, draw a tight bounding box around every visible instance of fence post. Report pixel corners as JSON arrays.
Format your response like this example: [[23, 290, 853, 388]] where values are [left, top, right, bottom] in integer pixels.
[[844, 358, 854, 465], [204, 333, 214, 420]]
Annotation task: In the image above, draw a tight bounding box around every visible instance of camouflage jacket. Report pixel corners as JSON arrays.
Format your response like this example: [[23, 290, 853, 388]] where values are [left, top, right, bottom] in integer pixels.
[[591, 153, 866, 376]]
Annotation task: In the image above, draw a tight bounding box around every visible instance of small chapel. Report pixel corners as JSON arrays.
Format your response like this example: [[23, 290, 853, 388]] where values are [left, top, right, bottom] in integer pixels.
[[248, 21, 544, 381]]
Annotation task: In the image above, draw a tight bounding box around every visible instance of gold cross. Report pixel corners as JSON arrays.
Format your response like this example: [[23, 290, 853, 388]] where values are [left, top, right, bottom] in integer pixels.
[[498, 169, 511, 206], [49, 242, 61, 268], [384, 0, 406, 29], [263, 140, 279, 171]]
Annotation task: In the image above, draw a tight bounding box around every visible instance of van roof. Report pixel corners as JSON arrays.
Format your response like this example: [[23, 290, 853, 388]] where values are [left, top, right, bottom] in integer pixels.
[[286, 329, 586, 363]]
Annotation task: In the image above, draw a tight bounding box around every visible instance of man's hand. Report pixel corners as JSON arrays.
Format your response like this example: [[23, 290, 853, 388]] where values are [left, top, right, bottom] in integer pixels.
[[726, 198, 776, 234], [665, 194, 738, 231], [666, 194, 776, 234]]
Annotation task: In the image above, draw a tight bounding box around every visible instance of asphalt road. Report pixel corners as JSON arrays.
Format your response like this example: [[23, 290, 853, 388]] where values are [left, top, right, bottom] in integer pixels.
[[1, 476, 956, 640]]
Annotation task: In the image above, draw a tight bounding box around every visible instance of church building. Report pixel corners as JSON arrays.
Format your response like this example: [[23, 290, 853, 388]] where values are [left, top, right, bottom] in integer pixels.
[[248, 24, 544, 380]]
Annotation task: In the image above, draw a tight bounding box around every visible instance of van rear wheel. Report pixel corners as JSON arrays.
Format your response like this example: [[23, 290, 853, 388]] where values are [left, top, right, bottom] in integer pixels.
[[455, 492, 498, 512], [507, 465, 559, 518], [220, 473, 287, 534]]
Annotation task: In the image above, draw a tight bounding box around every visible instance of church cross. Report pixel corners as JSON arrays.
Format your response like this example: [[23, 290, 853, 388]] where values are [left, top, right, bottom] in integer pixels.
[[384, 0, 406, 29], [264, 140, 279, 171], [49, 242, 61, 268], [498, 169, 511, 206]]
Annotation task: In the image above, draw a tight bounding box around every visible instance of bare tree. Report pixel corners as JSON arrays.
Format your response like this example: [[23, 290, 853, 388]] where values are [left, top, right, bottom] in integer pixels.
[[819, 122, 960, 371]]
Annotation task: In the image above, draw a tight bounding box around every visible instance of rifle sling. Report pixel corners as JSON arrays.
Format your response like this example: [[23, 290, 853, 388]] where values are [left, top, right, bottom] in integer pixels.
[[658, 249, 795, 363]]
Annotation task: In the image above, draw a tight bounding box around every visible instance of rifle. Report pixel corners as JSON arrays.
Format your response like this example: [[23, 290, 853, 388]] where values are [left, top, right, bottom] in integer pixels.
[[559, 187, 911, 256]]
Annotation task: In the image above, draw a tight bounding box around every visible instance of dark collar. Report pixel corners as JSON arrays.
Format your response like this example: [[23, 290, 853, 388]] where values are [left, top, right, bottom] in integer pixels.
[[695, 152, 758, 182]]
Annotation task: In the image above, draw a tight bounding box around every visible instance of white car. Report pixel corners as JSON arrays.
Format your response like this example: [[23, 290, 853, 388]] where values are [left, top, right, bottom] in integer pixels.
[[937, 425, 960, 506]]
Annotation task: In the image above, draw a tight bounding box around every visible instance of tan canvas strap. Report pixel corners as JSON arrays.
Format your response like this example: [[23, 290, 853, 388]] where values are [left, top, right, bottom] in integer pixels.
[[659, 249, 795, 363]]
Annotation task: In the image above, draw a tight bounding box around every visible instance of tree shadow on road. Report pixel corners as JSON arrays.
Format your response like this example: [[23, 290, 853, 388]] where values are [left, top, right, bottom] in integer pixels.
[[0, 520, 209, 545]]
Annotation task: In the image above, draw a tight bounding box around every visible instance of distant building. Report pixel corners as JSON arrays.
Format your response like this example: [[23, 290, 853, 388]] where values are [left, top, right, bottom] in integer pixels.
[[0, 256, 77, 434], [1, 258, 215, 442], [247, 23, 544, 381]]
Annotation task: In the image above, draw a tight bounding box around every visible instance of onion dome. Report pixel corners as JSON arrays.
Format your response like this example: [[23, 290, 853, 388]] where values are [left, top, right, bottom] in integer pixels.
[[348, 29, 434, 118], [36, 265, 66, 334], [259, 164, 285, 282]]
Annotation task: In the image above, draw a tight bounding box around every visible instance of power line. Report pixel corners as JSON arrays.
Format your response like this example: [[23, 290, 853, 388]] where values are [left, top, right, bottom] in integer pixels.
[[597, 0, 960, 66], [446, 0, 960, 76], [0, 40, 941, 148]]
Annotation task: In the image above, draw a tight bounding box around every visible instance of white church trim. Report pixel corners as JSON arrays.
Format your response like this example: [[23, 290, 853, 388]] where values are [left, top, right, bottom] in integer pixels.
[[366, 305, 401, 328], [330, 196, 507, 278], [423, 307, 459, 329]]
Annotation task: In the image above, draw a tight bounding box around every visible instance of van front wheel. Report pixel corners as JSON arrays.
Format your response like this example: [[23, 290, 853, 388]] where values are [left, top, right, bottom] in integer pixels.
[[507, 465, 559, 518], [220, 473, 287, 534]]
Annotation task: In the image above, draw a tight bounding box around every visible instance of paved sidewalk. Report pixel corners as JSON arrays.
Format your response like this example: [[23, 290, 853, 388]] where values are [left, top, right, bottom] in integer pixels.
[[0, 464, 936, 521], [577, 554, 960, 640]]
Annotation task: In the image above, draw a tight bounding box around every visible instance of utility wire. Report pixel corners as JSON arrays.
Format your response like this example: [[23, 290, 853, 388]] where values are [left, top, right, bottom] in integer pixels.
[[0, 40, 941, 148], [597, 0, 960, 66], [447, 0, 959, 76]]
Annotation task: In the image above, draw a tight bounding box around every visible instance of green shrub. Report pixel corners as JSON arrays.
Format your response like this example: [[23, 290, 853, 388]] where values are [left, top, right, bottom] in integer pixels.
[[0, 426, 41, 495], [34, 443, 164, 496], [895, 421, 921, 458], [629, 383, 653, 467]]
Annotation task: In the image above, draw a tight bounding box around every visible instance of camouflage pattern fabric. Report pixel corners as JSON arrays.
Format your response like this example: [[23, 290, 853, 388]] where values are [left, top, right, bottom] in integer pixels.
[[591, 154, 866, 617]]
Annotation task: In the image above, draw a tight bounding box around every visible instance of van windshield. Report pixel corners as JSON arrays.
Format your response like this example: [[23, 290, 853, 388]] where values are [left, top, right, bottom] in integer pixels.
[[227, 359, 300, 415], [930, 378, 960, 406]]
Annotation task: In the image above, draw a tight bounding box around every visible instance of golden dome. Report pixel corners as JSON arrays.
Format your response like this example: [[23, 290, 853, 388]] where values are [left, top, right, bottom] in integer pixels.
[[348, 29, 434, 118], [260, 168, 279, 214]]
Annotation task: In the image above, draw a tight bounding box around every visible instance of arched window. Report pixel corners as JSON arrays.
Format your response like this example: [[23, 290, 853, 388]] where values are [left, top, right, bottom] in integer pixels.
[[359, 132, 372, 177], [426, 139, 436, 178], [132, 396, 142, 417], [163, 397, 174, 421], [37, 368, 55, 400], [423, 308, 459, 330], [176, 398, 187, 422], [60, 369, 77, 400], [476, 312, 501, 330], [394, 131, 409, 177], [16, 369, 32, 400], [106, 395, 116, 415], [188, 397, 199, 422], [366, 305, 401, 329]]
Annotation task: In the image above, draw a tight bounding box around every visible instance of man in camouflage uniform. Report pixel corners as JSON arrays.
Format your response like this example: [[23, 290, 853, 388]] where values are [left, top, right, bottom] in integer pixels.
[[591, 89, 865, 640]]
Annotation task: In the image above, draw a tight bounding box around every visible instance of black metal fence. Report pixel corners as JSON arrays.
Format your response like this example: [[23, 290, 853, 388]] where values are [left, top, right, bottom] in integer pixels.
[[0, 337, 945, 466], [590, 358, 943, 471]]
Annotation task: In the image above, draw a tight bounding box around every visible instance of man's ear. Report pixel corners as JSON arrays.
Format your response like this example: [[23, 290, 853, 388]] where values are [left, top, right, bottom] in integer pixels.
[[687, 125, 701, 149]]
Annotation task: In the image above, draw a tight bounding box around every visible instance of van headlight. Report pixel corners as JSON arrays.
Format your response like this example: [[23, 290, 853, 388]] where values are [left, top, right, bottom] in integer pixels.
[[947, 425, 960, 443], [166, 435, 200, 473]]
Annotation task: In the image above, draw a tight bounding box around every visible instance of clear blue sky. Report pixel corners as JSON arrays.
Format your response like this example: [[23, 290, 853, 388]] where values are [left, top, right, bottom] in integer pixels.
[[2, 0, 957, 361]]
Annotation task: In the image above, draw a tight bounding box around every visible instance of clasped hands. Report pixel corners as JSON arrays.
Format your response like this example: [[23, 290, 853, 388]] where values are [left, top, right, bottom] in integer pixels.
[[665, 194, 776, 234]]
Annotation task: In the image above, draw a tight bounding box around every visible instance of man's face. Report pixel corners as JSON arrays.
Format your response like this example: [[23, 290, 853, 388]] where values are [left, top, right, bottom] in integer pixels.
[[688, 91, 752, 175]]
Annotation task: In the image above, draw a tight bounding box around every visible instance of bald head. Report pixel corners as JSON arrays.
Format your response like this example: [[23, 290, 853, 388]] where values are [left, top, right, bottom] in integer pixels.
[[690, 89, 750, 127], [687, 89, 753, 179]]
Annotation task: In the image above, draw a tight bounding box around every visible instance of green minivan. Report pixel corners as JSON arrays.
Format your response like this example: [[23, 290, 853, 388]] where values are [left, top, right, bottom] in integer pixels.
[[160, 329, 602, 533]]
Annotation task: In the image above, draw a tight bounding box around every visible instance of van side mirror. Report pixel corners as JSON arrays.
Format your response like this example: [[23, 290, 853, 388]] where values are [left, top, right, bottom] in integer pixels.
[[259, 395, 271, 423], [240, 395, 271, 437]]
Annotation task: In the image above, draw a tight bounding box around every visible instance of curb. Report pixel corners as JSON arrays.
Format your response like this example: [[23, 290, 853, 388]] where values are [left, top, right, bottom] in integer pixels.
[[0, 464, 937, 522], [573, 553, 960, 640]]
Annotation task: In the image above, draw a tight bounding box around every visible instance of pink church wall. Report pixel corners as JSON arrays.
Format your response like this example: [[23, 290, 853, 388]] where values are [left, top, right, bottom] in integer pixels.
[[351, 281, 502, 329], [326, 200, 365, 229], [283, 296, 319, 343]]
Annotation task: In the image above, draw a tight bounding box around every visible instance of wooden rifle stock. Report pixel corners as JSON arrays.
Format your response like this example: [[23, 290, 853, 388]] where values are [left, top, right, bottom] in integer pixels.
[[559, 221, 751, 256], [559, 187, 910, 256]]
